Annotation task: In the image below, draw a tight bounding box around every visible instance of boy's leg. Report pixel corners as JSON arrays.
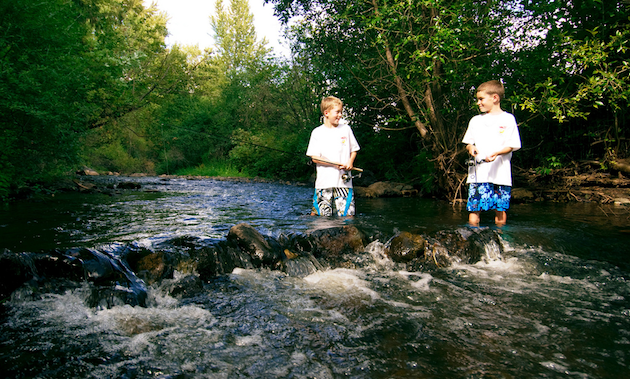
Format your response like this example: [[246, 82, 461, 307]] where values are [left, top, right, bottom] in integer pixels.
[[468, 211, 481, 226], [494, 185, 512, 226], [333, 187, 355, 217], [466, 183, 484, 226], [494, 211, 507, 226], [312, 189, 333, 216]]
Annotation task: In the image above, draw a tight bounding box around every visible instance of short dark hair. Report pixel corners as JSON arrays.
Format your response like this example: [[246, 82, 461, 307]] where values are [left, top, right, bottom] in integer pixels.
[[477, 80, 505, 100]]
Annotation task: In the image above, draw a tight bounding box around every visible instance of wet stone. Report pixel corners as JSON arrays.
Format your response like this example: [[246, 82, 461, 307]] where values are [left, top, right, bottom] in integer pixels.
[[387, 231, 426, 262], [228, 223, 281, 266]]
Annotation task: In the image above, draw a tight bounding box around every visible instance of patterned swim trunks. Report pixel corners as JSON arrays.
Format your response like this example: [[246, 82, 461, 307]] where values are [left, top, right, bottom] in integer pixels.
[[312, 188, 356, 217], [467, 183, 512, 212]]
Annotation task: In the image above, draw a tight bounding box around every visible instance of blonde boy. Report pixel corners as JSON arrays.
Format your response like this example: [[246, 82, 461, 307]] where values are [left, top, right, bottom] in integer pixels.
[[306, 96, 360, 216], [462, 80, 522, 226]]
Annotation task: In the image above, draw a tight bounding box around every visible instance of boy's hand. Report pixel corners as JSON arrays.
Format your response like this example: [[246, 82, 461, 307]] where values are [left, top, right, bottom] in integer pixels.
[[487, 147, 513, 162], [340, 162, 353, 170], [467, 144, 479, 157]]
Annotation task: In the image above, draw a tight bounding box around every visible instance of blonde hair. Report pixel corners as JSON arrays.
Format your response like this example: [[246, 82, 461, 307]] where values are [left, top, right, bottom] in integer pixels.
[[477, 80, 505, 100], [320, 96, 343, 114]]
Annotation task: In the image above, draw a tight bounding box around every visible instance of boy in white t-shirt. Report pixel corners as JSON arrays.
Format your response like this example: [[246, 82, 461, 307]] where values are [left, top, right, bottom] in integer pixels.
[[306, 96, 360, 216], [462, 80, 521, 227]]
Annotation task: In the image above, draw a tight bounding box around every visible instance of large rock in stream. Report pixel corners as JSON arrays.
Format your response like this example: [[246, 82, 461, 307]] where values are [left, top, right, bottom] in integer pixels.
[[0, 247, 147, 308], [386, 228, 503, 269], [227, 223, 282, 265], [0, 223, 505, 309]]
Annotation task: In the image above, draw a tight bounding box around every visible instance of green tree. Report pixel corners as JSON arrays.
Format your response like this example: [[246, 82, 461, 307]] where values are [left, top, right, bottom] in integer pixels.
[[169, 0, 315, 180], [513, 1, 630, 170], [1, 0, 94, 197], [81, 43, 211, 174], [268, 0, 630, 195], [0, 0, 174, 198], [211, 0, 269, 72]]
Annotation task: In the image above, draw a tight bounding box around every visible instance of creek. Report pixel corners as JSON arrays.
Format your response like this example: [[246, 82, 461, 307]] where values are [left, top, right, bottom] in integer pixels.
[[1, 176, 629, 378]]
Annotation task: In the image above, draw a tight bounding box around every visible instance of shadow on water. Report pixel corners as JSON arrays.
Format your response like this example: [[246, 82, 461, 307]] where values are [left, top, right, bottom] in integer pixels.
[[0, 176, 629, 378]]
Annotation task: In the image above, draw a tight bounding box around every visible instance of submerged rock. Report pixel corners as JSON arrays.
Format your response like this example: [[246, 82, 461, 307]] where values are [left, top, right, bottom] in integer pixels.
[[196, 240, 255, 280], [387, 228, 504, 269], [355, 181, 417, 198], [116, 181, 142, 190], [279, 255, 323, 278], [0, 252, 37, 299], [164, 274, 204, 299], [308, 226, 366, 257]]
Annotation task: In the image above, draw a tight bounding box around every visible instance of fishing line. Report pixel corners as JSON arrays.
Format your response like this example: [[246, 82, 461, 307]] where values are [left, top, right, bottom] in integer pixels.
[[170, 124, 310, 161], [164, 124, 366, 180], [171, 125, 364, 173]]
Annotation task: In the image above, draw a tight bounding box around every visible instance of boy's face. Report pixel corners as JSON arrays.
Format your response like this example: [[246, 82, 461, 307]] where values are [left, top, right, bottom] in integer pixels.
[[476, 90, 498, 113], [324, 105, 343, 127]]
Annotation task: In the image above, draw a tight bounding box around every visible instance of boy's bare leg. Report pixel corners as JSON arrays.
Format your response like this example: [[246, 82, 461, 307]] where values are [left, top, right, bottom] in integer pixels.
[[468, 211, 481, 227], [494, 211, 507, 227]]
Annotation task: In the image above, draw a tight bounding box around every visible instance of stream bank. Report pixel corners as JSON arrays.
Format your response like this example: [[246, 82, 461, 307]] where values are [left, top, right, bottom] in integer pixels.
[[8, 161, 630, 207]]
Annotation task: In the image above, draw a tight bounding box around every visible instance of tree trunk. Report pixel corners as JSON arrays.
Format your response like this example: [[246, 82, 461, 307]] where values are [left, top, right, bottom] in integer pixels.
[[372, 0, 428, 138]]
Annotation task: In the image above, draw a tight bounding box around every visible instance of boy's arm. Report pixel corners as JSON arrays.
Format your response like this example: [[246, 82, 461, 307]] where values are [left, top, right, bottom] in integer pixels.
[[486, 147, 513, 162], [309, 153, 362, 172], [342, 151, 357, 170]]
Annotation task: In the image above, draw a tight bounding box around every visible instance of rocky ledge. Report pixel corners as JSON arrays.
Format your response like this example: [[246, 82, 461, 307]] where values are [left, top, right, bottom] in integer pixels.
[[1, 223, 502, 310]]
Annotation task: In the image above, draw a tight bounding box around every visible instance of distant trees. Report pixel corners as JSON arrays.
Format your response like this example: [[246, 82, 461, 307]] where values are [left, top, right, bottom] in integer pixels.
[[212, 0, 269, 72]]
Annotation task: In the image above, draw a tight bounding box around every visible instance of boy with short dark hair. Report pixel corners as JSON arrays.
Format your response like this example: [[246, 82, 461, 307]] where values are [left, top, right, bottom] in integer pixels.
[[463, 80, 522, 227], [306, 96, 360, 217]]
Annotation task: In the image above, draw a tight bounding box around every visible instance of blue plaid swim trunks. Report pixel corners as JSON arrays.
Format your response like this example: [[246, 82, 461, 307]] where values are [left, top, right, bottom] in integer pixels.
[[467, 183, 512, 212]]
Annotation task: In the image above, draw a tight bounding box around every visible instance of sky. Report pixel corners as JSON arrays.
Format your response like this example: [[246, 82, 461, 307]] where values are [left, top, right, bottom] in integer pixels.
[[145, 0, 289, 56]]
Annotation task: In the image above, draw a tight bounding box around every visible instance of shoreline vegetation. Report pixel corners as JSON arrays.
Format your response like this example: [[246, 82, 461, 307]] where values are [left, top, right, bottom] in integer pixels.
[[8, 160, 630, 208]]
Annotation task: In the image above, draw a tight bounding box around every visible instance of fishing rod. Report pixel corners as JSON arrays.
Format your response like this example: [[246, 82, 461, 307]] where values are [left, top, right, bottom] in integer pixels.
[[174, 126, 307, 159], [307, 156, 363, 172], [164, 125, 365, 182], [308, 156, 364, 183]]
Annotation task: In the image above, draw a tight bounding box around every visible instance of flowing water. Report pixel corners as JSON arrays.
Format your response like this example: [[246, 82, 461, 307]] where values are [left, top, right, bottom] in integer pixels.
[[1, 176, 629, 378]]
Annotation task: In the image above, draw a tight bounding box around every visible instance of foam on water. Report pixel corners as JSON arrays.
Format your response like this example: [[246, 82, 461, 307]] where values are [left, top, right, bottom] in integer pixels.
[[304, 268, 381, 302], [398, 271, 433, 291]]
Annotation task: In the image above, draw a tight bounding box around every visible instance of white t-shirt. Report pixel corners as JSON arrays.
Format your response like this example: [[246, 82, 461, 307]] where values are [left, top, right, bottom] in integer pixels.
[[462, 111, 521, 186], [306, 121, 360, 189]]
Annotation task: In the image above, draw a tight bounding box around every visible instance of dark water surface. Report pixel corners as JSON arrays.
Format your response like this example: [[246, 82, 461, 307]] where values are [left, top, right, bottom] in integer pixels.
[[1, 176, 629, 378]]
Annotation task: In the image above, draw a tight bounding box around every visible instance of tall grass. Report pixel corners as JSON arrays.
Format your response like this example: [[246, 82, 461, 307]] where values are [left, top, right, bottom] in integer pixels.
[[175, 159, 250, 177]]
